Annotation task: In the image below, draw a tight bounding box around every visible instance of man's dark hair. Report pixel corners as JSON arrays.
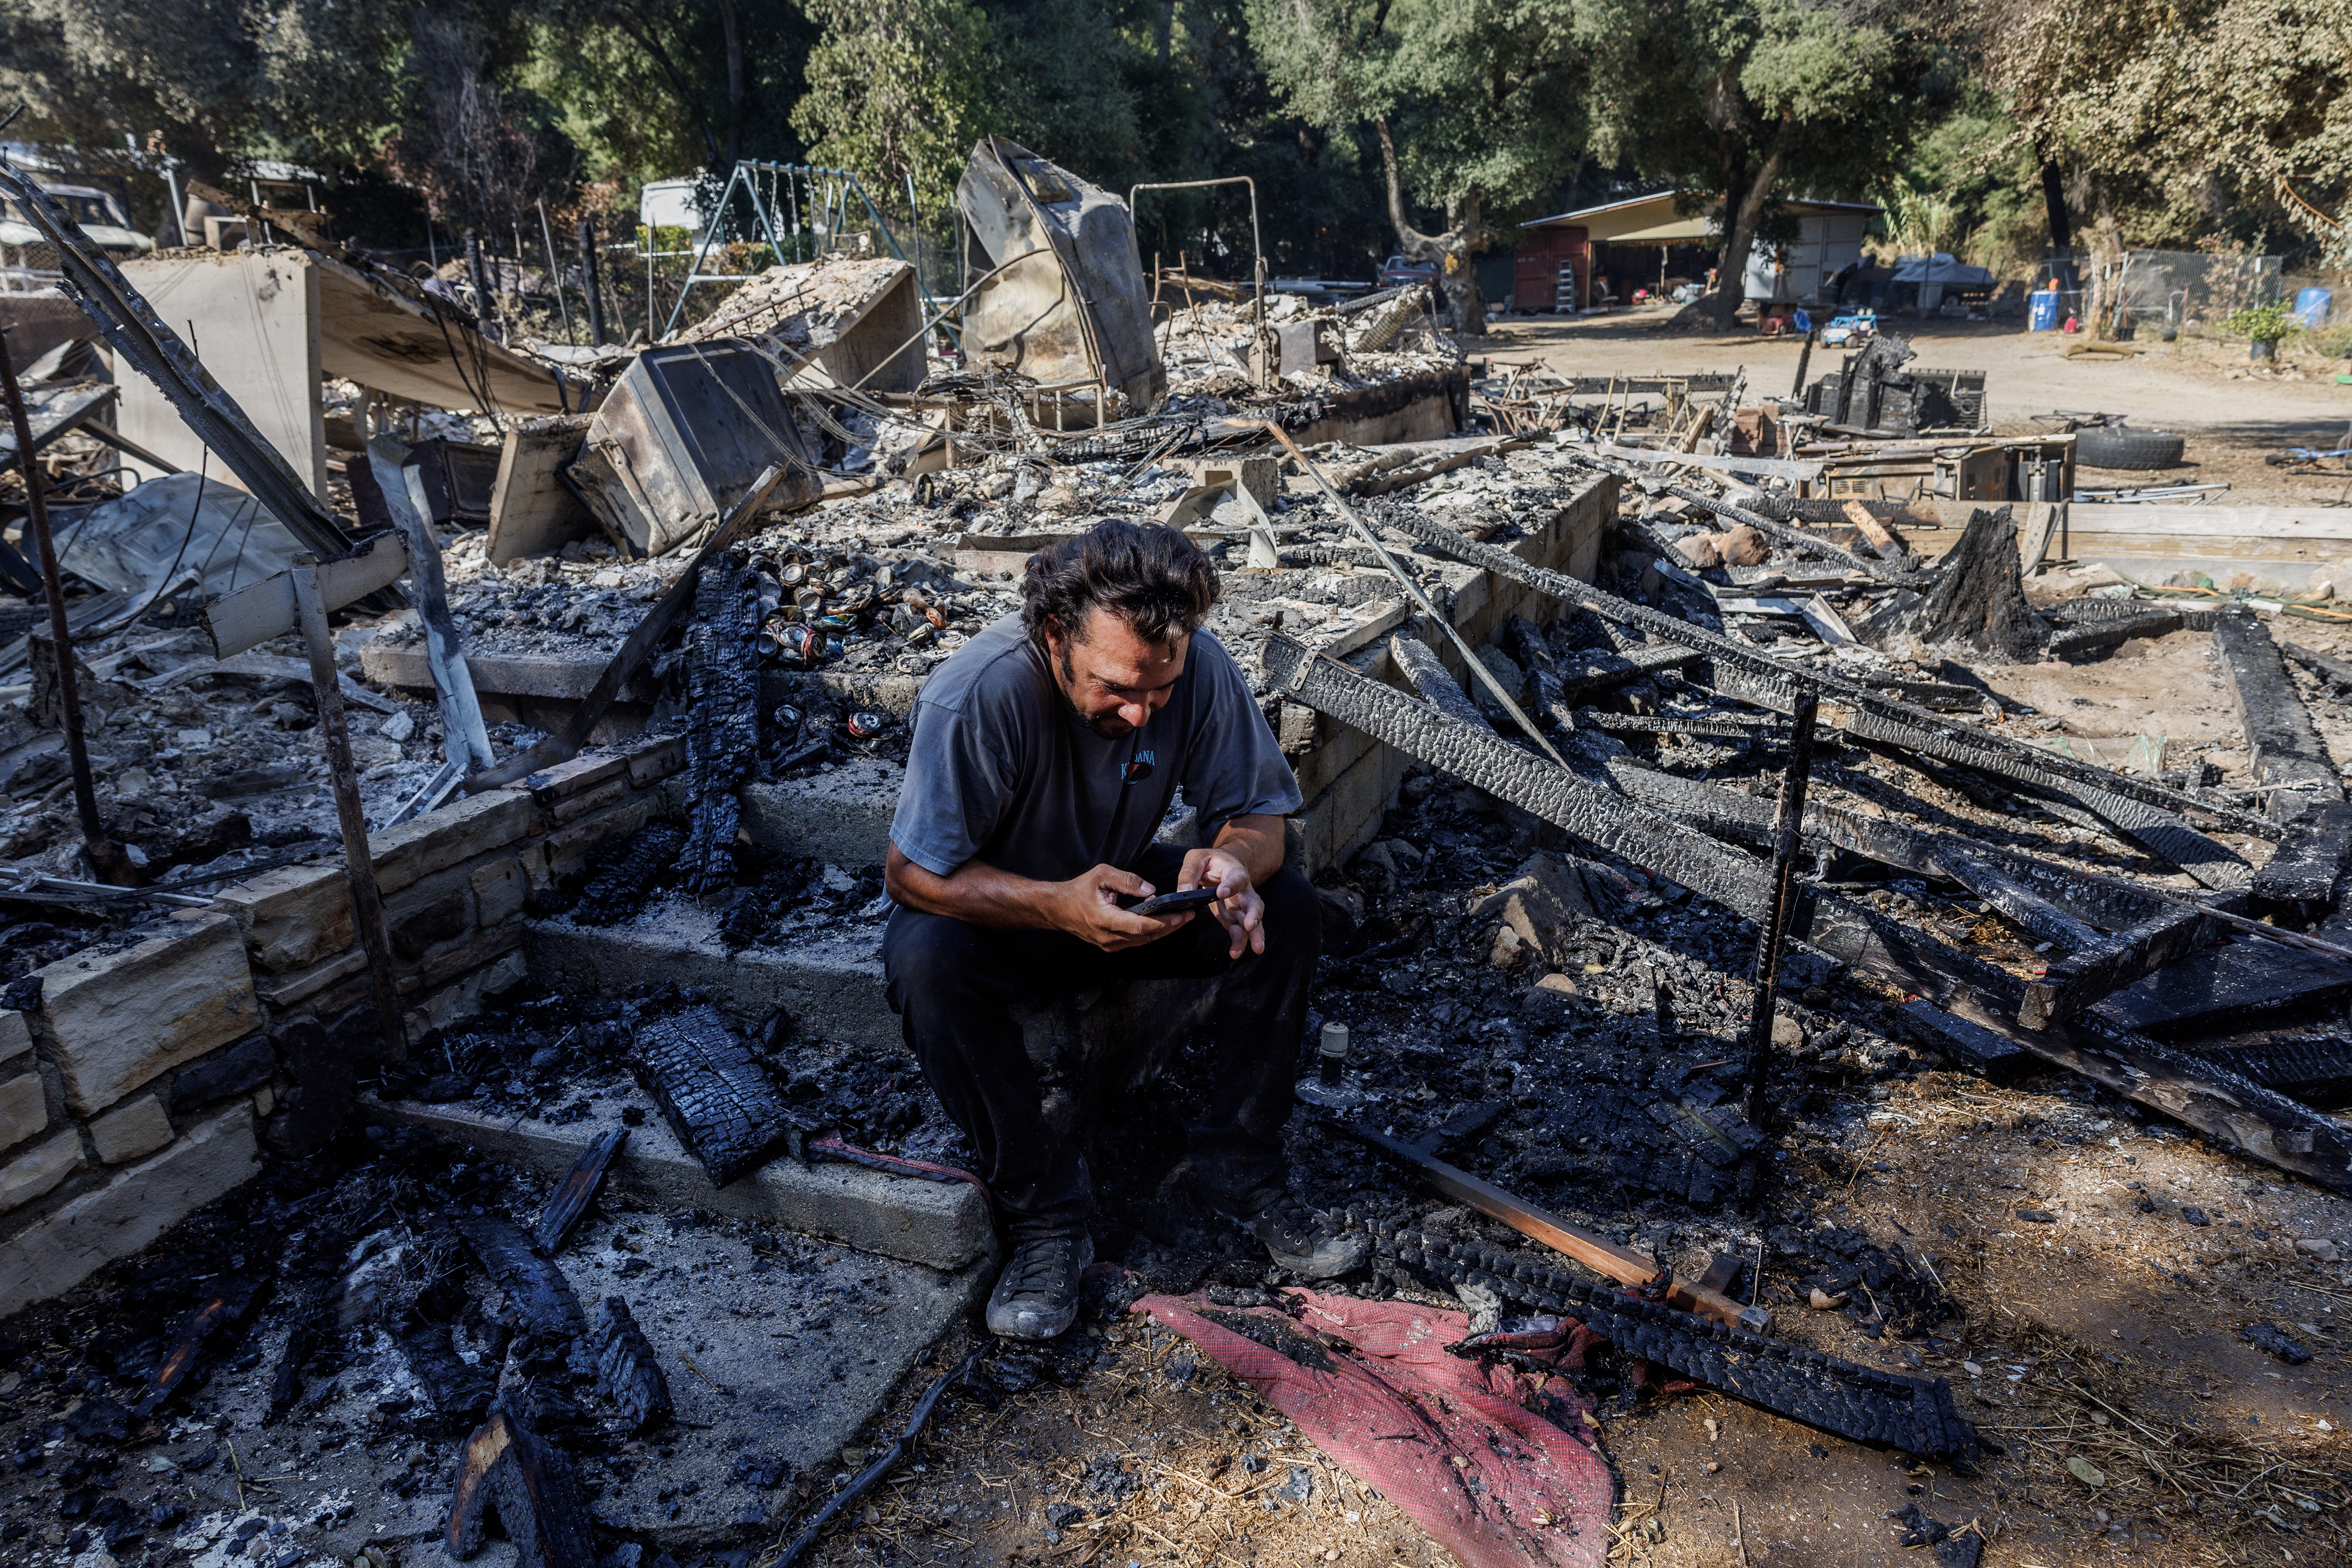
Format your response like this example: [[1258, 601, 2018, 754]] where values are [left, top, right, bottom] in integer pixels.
[[1020, 520, 1220, 647]]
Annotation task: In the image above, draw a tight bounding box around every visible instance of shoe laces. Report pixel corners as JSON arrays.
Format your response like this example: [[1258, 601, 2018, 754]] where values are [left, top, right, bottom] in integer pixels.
[[1003, 1236, 1078, 1296]]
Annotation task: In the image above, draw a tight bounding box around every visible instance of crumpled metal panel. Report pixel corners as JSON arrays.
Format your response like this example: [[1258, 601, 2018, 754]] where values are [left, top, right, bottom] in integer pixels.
[[956, 137, 1164, 413], [574, 339, 820, 556]]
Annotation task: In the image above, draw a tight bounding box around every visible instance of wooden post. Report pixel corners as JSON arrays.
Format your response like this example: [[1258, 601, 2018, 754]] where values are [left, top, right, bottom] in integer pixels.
[[0, 328, 130, 884], [1744, 691, 1820, 1130], [290, 556, 405, 1060]]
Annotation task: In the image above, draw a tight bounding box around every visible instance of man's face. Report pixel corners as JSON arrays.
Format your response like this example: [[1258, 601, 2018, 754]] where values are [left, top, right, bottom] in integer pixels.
[[1043, 607, 1188, 738]]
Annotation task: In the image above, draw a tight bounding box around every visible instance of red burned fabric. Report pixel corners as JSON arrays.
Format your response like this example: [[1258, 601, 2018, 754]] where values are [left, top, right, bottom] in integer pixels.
[[1131, 1288, 1615, 1568]]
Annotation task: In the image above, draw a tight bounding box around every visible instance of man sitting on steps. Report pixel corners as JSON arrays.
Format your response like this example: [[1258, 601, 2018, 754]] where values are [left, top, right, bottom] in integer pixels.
[[882, 519, 1363, 1340]]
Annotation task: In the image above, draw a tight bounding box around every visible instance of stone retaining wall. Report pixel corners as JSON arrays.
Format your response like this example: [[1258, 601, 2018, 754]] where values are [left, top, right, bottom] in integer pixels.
[[0, 733, 693, 1317]]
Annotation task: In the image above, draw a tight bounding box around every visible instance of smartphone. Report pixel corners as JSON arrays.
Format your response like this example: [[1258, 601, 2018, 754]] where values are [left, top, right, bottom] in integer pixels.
[[1130, 886, 1221, 917]]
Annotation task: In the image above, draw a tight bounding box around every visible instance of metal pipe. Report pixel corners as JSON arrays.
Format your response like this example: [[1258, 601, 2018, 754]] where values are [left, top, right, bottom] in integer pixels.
[[1744, 691, 1820, 1129], [536, 200, 574, 345], [290, 556, 406, 1059], [578, 217, 607, 347], [0, 328, 127, 883]]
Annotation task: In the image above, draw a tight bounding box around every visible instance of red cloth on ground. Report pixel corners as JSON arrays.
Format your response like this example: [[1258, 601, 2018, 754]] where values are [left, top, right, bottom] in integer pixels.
[[1131, 1288, 1616, 1568]]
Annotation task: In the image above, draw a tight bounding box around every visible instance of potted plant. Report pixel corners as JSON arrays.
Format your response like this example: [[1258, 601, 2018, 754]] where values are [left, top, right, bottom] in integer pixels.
[[2225, 299, 2301, 362]]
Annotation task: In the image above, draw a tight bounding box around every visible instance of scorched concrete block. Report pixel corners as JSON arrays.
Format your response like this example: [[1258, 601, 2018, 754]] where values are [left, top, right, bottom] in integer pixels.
[[213, 862, 351, 972], [0, 1071, 43, 1154], [40, 914, 261, 1115], [0, 1131, 82, 1213], [371, 788, 537, 893], [0, 1008, 30, 1067], [369, 1089, 992, 1271], [523, 909, 898, 1048], [88, 1095, 174, 1164], [0, 1103, 262, 1316], [735, 758, 901, 867]]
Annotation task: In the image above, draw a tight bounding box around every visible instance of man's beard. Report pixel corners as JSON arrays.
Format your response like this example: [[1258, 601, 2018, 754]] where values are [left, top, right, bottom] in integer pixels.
[[1056, 641, 1134, 738]]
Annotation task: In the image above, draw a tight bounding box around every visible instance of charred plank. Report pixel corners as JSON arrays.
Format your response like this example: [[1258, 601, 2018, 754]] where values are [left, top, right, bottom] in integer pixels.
[[2214, 608, 2344, 822], [1262, 635, 1779, 920], [2198, 1038, 2352, 1110], [2252, 801, 2352, 904], [1344, 1215, 1986, 1465], [591, 1297, 673, 1435], [2096, 939, 2352, 1038], [2281, 639, 2352, 692], [531, 1128, 627, 1257], [1800, 900, 2352, 1193], [2018, 896, 2239, 1029], [397, 1317, 497, 1431], [681, 557, 765, 894], [1388, 635, 1488, 728], [2044, 608, 2184, 659], [1891, 1000, 2032, 1080], [1380, 506, 2277, 842], [136, 1276, 267, 1415], [446, 1406, 597, 1568], [452, 1214, 587, 1339], [571, 822, 685, 926], [630, 1003, 797, 1185]]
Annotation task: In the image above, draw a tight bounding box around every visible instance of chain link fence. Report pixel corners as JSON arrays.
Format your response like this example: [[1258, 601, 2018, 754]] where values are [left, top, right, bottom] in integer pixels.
[[2114, 249, 2282, 334]]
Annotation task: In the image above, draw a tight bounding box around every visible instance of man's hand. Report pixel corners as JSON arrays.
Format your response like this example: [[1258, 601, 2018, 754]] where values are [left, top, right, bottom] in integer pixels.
[[1054, 863, 1194, 952], [1178, 845, 1265, 959]]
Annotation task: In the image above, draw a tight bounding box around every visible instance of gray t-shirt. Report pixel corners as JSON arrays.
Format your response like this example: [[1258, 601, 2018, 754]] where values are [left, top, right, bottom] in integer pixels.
[[889, 614, 1303, 882]]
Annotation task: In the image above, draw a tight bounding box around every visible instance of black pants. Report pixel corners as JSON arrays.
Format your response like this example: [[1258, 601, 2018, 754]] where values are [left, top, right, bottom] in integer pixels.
[[882, 845, 1320, 1239]]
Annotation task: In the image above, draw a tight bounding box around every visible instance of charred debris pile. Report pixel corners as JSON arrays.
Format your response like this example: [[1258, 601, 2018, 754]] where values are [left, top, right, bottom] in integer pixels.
[[5, 140, 2352, 1568]]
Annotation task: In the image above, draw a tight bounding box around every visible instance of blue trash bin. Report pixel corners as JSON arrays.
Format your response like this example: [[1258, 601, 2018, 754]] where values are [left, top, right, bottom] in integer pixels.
[[2029, 288, 2061, 331], [2295, 287, 2333, 328]]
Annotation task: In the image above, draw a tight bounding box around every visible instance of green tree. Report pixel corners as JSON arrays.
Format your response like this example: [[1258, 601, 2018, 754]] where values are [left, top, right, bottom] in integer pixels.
[[1247, 0, 1587, 333], [1578, 0, 1945, 325], [1982, 0, 2352, 264], [791, 0, 996, 216]]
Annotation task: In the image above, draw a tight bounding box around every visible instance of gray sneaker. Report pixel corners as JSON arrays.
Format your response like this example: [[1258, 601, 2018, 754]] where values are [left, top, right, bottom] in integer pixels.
[[985, 1231, 1094, 1340], [1226, 1192, 1366, 1278]]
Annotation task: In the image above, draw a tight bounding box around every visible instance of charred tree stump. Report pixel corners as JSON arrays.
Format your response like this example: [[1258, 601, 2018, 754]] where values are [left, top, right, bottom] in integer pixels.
[[1911, 507, 2046, 661]]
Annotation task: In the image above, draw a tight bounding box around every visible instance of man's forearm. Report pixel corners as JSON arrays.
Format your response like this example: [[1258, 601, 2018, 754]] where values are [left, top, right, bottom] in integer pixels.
[[1206, 813, 1287, 887], [885, 847, 1067, 931]]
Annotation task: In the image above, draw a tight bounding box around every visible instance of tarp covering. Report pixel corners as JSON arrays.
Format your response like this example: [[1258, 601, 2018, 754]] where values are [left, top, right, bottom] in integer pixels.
[[1130, 1286, 1615, 1568]]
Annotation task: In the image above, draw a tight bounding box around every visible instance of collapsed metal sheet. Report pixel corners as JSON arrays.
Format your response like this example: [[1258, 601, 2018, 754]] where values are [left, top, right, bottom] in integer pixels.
[[957, 137, 1164, 413], [55, 471, 303, 599]]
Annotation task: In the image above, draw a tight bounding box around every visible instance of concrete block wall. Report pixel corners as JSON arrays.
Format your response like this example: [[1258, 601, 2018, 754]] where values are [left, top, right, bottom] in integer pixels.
[[0, 730, 693, 1318]]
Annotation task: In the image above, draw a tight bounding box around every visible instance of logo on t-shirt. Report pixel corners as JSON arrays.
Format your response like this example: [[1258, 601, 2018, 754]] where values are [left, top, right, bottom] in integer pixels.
[[1124, 750, 1157, 783]]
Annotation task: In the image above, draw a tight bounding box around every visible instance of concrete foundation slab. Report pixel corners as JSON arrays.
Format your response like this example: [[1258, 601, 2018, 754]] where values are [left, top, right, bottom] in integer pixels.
[[523, 906, 899, 1047], [735, 759, 900, 866], [368, 1083, 992, 1270]]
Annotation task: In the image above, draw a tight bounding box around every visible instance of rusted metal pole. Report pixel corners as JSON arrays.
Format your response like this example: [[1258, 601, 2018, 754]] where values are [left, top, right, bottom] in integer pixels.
[[0, 328, 129, 884], [289, 556, 405, 1060], [1744, 691, 1820, 1129]]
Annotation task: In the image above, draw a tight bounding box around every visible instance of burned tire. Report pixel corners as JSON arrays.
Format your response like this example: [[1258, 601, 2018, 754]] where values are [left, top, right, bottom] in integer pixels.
[[2075, 426, 2185, 471]]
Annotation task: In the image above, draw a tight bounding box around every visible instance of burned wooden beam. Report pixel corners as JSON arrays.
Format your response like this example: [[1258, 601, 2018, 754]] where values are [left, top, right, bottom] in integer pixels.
[[2017, 896, 2238, 1029], [1800, 900, 2352, 1194], [1933, 845, 2103, 954], [1574, 709, 1793, 742], [2044, 608, 2184, 659], [2282, 639, 2352, 692], [1263, 635, 1778, 919], [136, 1277, 266, 1415], [446, 1406, 597, 1568], [571, 822, 686, 926], [2214, 608, 2345, 822], [1272, 634, 2352, 1191], [1556, 641, 1702, 703], [2252, 800, 2352, 904], [1388, 635, 1489, 728], [1892, 1000, 2032, 1080], [2095, 939, 2352, 1039], [397, 1317, 498, 1431], [452, 1215, 588, 1339], [1340, 1214, 1987, 1465], [531, 1128, 627, 1256], [631, 1004, 800, 1185], [591, 1297, 673, 1435], [1381, 506, 2279, 845], [2199, 1038, 2352, 1110]]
